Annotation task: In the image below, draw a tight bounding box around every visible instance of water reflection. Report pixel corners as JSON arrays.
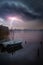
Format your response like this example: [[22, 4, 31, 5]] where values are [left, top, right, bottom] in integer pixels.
[[9, 30, 43, 43], [0, 30, 43, 65]]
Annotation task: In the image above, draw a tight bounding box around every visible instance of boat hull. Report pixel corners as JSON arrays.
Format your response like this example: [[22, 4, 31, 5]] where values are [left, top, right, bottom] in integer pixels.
[[0, 41, 23, 54]]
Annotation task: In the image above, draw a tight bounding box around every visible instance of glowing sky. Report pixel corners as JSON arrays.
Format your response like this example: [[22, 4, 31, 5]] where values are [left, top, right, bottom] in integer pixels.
[[0, 17, 43, 29], [0, 0, 43, 29]]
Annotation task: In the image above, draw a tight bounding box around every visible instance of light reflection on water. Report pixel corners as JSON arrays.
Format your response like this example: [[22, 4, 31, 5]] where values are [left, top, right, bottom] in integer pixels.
[[0, 31, 43, 65], [9, 31, 43, 43]]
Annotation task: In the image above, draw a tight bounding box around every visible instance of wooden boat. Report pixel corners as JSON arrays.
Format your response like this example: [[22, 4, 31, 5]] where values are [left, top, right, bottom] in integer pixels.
[[0, 40, 23, 54]]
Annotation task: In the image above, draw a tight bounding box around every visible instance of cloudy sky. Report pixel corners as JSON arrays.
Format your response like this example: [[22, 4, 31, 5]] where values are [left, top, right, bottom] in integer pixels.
[[0, 0, 43, 29]]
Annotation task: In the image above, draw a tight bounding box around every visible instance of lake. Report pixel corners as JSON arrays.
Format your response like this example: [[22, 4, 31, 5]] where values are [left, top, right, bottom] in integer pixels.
[[9, 31, 43, 43], [0, 30, 43, 65]]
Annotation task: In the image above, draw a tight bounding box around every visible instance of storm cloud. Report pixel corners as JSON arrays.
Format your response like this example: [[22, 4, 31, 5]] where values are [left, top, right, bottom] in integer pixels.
[[0, 0, 43, 19]]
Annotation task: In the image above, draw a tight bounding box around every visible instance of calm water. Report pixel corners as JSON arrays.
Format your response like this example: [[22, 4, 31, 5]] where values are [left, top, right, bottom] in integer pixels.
[[9, 31, 43, 43], [0, 31, 43, 65]]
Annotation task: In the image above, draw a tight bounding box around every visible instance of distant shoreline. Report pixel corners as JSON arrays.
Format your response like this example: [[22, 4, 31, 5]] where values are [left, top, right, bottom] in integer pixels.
[[10, 29, 43, 31]]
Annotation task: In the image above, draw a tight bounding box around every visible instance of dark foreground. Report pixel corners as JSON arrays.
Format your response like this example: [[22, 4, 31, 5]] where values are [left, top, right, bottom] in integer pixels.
[[0, 42, 43, 65]]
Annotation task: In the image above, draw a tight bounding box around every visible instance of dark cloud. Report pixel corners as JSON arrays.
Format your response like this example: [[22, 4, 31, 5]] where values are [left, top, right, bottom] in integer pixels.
[[0, 0, 43, 19]]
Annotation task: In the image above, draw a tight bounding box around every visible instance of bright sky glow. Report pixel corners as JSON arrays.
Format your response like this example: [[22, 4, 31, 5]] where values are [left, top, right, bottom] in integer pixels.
[[7, 16, 24, 29], [7, 16, 23, 22], [0, 17, 43, 29]]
